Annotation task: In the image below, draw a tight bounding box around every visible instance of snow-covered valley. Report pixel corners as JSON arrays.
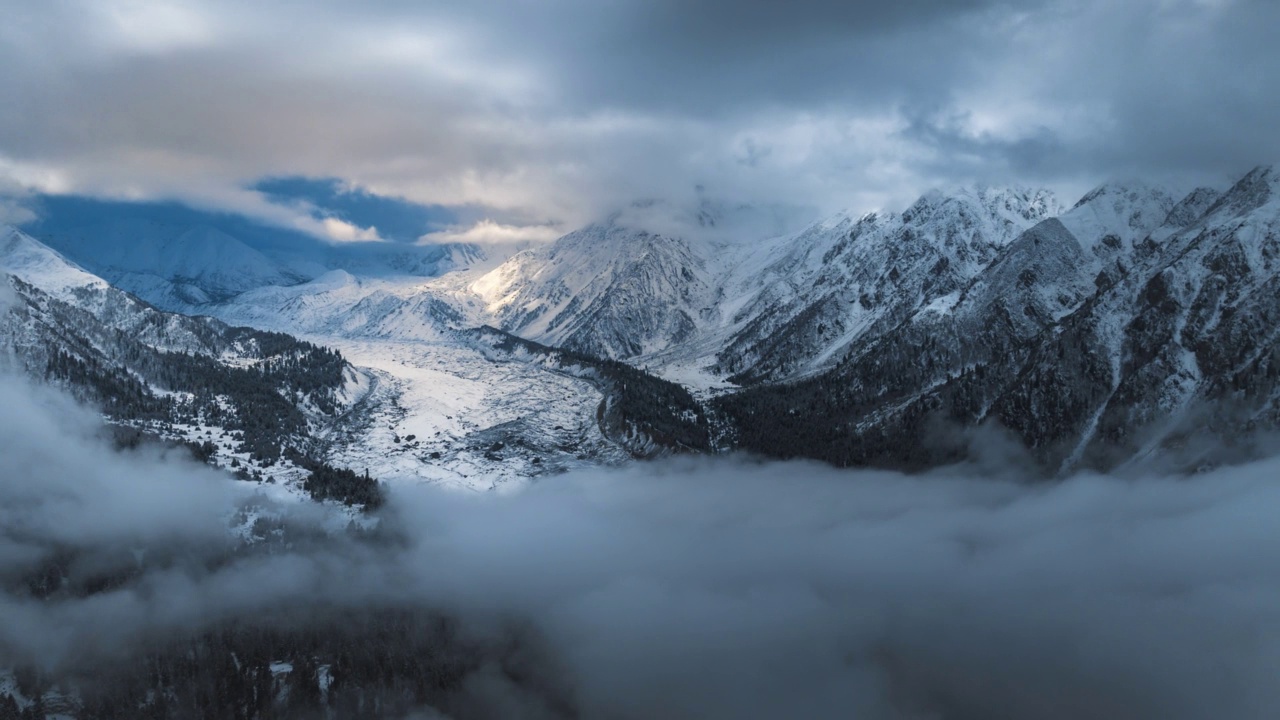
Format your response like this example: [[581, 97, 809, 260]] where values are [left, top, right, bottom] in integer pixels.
[[305, 337, 627, 492]]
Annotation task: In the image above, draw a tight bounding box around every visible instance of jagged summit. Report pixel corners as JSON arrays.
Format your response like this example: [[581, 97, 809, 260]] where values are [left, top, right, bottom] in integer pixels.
[[1061, 179, 1179, 249], [1198, 164, 1280, 219], [472, 217, 714, 358], [718, 164, 1280, 474], [712, 184, 1063, 382]]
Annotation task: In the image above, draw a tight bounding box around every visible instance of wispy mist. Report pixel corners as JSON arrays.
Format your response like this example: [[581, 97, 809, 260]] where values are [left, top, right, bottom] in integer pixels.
[[3, 372, 1280, 718]]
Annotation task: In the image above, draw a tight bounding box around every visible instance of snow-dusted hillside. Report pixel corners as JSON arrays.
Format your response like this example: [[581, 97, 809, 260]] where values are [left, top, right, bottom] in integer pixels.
[[1009, 166, 1280, 470], [1, 226, 108, 297], [1, 227, 651, 492]]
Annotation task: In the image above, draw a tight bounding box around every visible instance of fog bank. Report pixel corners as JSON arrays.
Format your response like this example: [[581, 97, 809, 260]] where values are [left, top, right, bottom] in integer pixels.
[[3, 373, 1280, 718]]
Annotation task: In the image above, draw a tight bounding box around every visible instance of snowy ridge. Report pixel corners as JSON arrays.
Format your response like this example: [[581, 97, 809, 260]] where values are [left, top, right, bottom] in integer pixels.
[[0, 226, 107, 297], [712, 186, 1063, 383], [718, 166, 1280, 474], [32, 214, 490, 314]]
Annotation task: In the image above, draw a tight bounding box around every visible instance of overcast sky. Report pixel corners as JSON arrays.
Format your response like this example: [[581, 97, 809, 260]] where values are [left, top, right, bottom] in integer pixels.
[[0, 0, 1276, 241]]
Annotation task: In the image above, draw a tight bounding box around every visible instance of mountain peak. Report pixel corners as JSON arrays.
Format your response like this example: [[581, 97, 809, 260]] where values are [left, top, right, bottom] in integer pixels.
[[973, 185, 1063, 221], [1200, 164, 1280, 219], [1071, 178, 1165, 209], [1062, 179, 1178, 247], [0, 226, 107, 296], [894, 185, 1062, 243]]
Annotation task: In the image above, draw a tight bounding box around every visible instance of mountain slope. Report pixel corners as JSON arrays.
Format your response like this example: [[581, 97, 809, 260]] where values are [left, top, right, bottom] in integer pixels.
[[472, 188, 1062, 383], [473, 209, 719, 359], [717, 169, 1280, 474], [1, 227, 371, 497], [714, 186, 1063, 383], [1006, 166, 1280, 469], [212, 270, 469, 342], [33, 219, 303, 306], [3, 227, 705, 491], [25, 168, 1280, 479]]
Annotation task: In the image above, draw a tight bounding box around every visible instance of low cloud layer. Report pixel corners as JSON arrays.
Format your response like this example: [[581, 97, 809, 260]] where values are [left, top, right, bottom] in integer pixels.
[[0, 0, 1277, 234], [4, 371, 1280, 718]]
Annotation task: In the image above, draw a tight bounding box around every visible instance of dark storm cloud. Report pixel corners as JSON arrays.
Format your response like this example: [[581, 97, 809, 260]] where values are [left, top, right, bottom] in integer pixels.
[[1063, 0, 1280, 175], [482, 0, 1033, 113], [902, 106, 1070, 176], [0, 0, 1276, 232]]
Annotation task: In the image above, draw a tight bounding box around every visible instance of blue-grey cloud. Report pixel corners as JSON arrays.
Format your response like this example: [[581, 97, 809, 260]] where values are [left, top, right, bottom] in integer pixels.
[[7, 369, 1280, 718], [0, 0, 1275, 228]]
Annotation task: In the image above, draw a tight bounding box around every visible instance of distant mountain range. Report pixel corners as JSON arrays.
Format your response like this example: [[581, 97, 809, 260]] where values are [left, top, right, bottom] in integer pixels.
[[27, 214, 486, 311], [10, 165, 1280, 477]]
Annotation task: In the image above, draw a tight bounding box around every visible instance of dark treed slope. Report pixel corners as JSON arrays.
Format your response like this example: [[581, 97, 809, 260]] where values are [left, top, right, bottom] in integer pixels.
[[1, 228, 382, 506]]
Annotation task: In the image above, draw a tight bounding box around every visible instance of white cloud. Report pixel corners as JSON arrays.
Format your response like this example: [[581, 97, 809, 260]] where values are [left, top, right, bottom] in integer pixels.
[[420, 218, 561, 247], [92, 0, 220, 54], [319, 216, 382, 243]]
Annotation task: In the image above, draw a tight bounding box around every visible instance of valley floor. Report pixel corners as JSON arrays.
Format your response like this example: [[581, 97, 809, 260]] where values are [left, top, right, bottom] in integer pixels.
[[289, 335, 629, 492]]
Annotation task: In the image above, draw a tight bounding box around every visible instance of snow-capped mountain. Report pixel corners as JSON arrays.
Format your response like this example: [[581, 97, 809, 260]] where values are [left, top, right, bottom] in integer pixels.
[[33, 220, 306, 307], [0, 226, 254, 359], [467, 188, 1059, 381], [472, 210, 719, 359], [718, 168, 1280, 473], [1002, 167, 1280, 470], [0, 227, 367, 482], [212, 270, 469, 342], [713, 186, 1063, 383], [30, 216, 488, 313]]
